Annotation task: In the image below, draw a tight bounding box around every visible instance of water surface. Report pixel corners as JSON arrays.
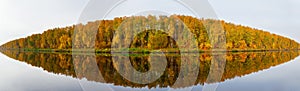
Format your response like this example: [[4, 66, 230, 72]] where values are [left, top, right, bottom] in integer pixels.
[[0, 51, 299, 91]]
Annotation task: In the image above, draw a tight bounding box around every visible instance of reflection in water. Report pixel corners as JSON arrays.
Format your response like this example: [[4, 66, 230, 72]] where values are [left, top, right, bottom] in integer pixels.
[[0, 50, 299, 89]]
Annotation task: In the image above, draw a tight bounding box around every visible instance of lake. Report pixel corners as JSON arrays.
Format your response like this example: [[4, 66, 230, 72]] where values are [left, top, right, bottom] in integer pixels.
[[0, 50, 299, 91]]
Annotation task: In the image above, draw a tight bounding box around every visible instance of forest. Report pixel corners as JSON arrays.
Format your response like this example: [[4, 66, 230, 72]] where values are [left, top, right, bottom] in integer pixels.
[[0, 15, 299, 52]]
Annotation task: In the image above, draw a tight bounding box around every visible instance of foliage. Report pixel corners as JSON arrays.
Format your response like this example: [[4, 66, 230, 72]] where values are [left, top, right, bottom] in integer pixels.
[[1, 15, 299, 51]]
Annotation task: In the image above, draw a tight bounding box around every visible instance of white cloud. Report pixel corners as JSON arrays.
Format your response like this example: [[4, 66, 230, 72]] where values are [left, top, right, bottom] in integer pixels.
[[209, 0, 299, 42], [0, 0, 89, 45]]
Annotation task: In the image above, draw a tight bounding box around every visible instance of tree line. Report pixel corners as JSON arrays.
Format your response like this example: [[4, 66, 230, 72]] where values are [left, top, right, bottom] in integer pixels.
[[1, 15, 299, 51]]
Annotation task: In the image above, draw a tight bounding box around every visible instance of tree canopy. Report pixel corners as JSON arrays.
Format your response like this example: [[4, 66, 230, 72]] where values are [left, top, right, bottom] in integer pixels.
[[1, 15, 299, 51]]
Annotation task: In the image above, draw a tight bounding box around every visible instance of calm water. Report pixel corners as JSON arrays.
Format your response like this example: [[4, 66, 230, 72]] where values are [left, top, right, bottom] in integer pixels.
[[0, 50, 300, 91]]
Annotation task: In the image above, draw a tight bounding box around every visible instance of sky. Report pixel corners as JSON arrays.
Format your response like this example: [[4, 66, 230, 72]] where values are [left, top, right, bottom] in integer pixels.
[[0, 0, 299, 45]]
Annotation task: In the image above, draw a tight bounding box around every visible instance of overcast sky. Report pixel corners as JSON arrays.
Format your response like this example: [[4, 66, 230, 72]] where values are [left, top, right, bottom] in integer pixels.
[[0, 0, 299, 45]]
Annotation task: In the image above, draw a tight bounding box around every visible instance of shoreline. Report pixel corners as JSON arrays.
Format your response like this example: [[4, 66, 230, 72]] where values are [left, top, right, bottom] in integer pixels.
[[0, 48, 299, 54]]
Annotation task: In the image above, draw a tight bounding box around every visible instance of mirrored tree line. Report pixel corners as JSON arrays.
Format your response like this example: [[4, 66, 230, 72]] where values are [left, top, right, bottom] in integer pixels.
[[1, 50, 299, 88]]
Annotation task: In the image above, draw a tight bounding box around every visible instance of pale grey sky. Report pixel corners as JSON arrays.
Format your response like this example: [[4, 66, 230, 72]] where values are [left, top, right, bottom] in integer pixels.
[[0, 0, 299, 45]]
